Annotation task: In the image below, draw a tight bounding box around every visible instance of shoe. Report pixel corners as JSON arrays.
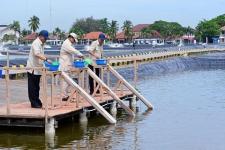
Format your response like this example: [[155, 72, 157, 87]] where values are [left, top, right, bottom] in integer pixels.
[[62, 96, 69, 101], [31, 105, 42, 108]]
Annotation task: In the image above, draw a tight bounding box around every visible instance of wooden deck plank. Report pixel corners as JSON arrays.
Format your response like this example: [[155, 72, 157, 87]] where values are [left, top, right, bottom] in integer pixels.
[[0, 90, 132, 119]]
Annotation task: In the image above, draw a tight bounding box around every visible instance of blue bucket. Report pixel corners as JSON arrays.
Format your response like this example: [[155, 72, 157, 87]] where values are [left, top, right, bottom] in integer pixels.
[[74, 60, 85, 68], [0, 70, 2, 78], [96, 59, 107, 65], [44, 62, 59, 71]]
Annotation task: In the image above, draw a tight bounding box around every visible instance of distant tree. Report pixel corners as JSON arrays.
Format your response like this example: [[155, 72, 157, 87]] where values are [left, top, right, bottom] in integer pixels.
[[28, 16, 40, 32], [211, 14, 225, 27], [53, 27, 61, 39], [59, 31, 66, 40], [122, 20, 133, 42], [69, 26, 85, 38], [9, 20, 20, 44], [148, 20, 184, 40], [2, 34, 16, 42], [99, 18, 110, 34], [183, 26, 195, 35], [70, 17, 102, 34], [108, 20, 118, 42], [21, 28, 31, 37], [9, 20, 20, 33], [195, 19, 220, 42], [141, 27, 158, 38]]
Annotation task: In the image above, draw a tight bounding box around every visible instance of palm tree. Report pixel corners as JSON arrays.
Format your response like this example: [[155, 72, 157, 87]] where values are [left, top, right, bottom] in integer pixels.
[[59, 31, 66, 40], [99, 18, 109, 34], [53, 27, 61, 39], [28, 16, 40, 32], [122, 20, 133, 42], [108, 20, 118, 42], [9, 20, 20, 44]]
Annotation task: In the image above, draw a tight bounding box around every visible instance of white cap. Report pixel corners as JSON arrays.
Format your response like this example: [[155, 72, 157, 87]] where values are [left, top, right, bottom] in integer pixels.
[[69, 33, 78, 42]]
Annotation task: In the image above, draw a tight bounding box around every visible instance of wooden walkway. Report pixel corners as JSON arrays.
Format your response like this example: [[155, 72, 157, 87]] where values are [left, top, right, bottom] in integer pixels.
[[0, 67, 137, 128], [0, 90, 132, 119]]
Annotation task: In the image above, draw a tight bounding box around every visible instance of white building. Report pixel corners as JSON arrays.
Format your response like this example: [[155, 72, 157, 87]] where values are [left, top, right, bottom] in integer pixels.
[[0, 25, 19, 44]]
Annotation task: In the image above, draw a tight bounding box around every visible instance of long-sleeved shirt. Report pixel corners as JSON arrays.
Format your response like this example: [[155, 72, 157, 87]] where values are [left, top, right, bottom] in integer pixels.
[[59, 39, 83, 71], [88, 40, 103, 60]]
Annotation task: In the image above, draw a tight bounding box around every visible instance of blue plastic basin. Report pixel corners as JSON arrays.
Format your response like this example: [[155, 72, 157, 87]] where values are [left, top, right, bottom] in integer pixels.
[[44, 62, 59, 71], [74, 60, 85, 68], [96, 59, 107, 65]]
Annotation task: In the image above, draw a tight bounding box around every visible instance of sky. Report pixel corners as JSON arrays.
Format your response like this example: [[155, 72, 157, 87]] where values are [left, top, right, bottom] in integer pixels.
[[0, 0, 225, 32]]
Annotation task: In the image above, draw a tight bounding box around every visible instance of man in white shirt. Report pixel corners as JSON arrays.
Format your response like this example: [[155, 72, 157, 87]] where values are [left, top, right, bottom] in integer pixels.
[[27, 30, 51, 108], [87, 33, 106, 94], [59, 33, 84, 101]]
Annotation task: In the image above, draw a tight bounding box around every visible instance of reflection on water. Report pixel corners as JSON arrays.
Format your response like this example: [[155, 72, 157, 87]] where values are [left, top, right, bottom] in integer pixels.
[[1, 70, 225, 149]]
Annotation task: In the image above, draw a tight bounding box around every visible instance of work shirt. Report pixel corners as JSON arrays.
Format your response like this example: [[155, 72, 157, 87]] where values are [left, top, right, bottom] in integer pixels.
[[26, 38, 44, 75], [59, 39, 83, 71], [88, 40, 103, 60]]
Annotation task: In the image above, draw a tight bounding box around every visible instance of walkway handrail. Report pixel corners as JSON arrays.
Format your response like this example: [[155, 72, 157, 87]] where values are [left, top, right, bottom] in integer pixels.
[[61, 71, 117, 124], [108, 65, 153, 109], [86, 68, 135, 116]]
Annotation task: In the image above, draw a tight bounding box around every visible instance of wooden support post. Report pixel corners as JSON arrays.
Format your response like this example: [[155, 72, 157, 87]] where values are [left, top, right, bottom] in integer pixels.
[[7, 50, 9, 67], [113, 80, 122, 92], [100, 67, 104, 101], [93, 67, 96, 89], [134, 60, 138, 87], [42, 69, 49, 123], [5, 69, 10, 115], [50, 73, 54, 108], [108, 65, 153, 109], [76, 91, 80, 108], [87, 68, 135, 116], [59, 75, 63, 107], [85, 69, 89, 92], [107, 68, 110, 87], [61, 71, 116, 124]]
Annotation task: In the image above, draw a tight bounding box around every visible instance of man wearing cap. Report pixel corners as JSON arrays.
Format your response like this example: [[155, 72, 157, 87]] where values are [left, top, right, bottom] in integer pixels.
[[87, 33, 106, 94], [27, 30, 51, 108], [59, 33, 84, 101]]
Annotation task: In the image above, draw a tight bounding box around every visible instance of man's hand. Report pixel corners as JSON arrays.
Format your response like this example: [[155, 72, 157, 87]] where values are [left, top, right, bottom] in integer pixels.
[[95, 55, 101, 59], [46, 58, 52, 64], [78, 54, 84, 59]]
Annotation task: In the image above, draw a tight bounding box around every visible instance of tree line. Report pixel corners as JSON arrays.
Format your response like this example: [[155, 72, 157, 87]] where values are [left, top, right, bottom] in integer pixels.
[[3, 14, 225, 43]]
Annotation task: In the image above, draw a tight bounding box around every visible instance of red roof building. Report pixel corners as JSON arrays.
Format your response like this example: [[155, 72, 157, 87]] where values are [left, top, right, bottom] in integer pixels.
[[132, 24, 150, 32], [23, 32, 38, 41], [116, 24, 162, 42], [83, 31, 106, 40]]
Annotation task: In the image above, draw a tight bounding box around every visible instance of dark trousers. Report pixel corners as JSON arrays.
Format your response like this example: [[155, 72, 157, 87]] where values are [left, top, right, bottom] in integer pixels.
[[27, 72, 42, 107], [88, 65, 100, 94]]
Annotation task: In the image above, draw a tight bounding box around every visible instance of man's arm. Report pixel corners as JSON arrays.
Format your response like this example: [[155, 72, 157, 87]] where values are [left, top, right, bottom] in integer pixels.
[[33, 44, 51, 63], [88, 42, 100, 59], [64, 44, 84, 58]]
